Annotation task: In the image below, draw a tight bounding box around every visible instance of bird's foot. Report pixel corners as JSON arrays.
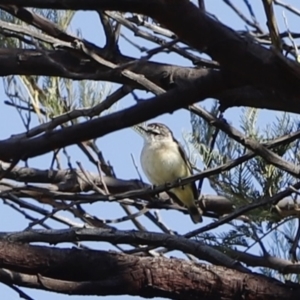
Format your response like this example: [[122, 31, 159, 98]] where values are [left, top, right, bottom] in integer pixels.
[[176, 178, 185, 190], [165, 182, 172, 189], [150, 184, 157, 190], [150, 184, 160, 198]]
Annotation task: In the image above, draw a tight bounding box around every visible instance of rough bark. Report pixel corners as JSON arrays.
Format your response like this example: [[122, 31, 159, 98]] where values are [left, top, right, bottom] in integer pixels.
[[3, 0, 300, 92], [0, 49, 298, 114], [0, 241, 299, 299]]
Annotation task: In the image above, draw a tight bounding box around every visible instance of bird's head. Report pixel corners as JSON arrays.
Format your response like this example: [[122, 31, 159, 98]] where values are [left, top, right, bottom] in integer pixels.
[[135, 122, 173, 143]]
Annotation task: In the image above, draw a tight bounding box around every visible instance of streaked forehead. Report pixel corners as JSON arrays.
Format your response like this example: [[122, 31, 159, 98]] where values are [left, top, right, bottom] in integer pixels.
[[145, 123, 172, 138], [148, 123, 170, 131]]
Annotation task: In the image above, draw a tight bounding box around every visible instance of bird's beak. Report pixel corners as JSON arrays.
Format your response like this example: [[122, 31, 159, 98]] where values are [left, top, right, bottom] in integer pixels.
[[137, 124, 147, 132], [132, 123, 147, 136]]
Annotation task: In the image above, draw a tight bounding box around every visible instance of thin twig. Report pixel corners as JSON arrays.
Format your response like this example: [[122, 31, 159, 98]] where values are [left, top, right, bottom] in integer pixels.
[[289, 218, 300, 262]]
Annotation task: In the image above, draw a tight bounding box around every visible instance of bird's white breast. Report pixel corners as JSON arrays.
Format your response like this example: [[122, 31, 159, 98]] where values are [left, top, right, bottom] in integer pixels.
[[140, 140, 188, 185]]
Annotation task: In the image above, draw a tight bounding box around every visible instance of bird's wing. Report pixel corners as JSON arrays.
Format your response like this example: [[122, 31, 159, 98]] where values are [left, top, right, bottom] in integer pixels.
[[174, 137, 199, 200]]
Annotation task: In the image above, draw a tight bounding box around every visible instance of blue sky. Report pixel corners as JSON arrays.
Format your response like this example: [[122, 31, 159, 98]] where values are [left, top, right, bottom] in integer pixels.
[[0, 0, 299, 299]]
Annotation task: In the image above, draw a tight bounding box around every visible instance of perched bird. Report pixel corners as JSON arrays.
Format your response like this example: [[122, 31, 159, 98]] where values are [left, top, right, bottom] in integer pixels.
[[136, 122, 202, 223]]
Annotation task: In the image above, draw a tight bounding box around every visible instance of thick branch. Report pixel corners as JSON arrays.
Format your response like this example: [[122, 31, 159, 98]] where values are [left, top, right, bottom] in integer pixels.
[[1, 48, 300, 113], [4, 0, 300, 93], [1, 227, 248, 272], [0, 241, 299, 299], [0, 73, 226, 161], [3, 227, 300, 274], [0, 48, 206, 86]]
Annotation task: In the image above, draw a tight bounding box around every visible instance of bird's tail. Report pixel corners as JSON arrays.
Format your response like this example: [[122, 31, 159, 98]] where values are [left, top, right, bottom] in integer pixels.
[[188, 204, 203, 224]]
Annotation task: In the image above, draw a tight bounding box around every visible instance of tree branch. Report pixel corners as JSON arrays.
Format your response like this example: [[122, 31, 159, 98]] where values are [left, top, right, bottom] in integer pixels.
[[1, 227, 248, 272], [0, 72, 226, 162], [0, 241, 299, 299], [3, 0, 300, 93]]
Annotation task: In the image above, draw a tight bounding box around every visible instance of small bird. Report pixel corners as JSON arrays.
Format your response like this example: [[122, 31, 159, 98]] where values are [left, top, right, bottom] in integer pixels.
[[136, 122, 202, 223]]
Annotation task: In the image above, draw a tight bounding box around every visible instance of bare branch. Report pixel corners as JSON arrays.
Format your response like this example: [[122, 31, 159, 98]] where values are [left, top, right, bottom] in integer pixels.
[[262, 0, 282, 51], [0, 72, 225, 162], [185, 181, 300, 238], [2, 0, 300, 94], [0, 243, 296, 299], [0, 227, 248, 272], [189, 105, 300, 178]]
